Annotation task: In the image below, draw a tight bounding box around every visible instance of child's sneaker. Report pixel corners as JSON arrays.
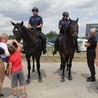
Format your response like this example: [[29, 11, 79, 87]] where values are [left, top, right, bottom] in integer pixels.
[[21, 94, 27, 98], [13, 95, 18, 98], [0, 93, 4, 97]]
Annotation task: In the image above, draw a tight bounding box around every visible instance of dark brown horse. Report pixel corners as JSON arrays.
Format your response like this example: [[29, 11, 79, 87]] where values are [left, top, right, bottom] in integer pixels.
[[11, 21, 43, 84], [0, 48, 5, 95], [0, 59, 5, 95], [58, 18, 79, 82]]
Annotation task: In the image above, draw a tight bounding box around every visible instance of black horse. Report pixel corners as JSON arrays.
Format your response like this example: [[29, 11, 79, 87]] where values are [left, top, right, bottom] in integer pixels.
[[21, 43, 36, 72], [11, 21, 43, 84], [58, 18, 79, 82]]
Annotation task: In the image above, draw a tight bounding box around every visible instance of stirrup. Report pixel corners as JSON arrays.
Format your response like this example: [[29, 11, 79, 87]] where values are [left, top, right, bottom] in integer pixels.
[[43, 50, 47, 54]]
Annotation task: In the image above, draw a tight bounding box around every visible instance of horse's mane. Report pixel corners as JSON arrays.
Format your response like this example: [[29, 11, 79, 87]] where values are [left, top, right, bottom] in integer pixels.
[[22, 25, 37, 35], [66, 19, 77, 37], [63, 21, 72, 38], [20, 25, 38, 43]]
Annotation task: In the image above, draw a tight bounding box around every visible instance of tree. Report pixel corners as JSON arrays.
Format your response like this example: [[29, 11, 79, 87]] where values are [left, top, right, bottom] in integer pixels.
[[46, 31, 58, 39], [8, 35, 14, 40]]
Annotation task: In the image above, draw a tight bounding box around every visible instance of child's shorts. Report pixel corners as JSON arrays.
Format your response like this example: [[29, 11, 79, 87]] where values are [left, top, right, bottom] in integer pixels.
[[11, 68, 25, 88]]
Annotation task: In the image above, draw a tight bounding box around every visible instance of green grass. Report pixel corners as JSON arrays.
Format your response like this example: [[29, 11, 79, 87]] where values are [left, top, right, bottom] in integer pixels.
[[22, 47, 87, 62], [46, 47, 54, 51]]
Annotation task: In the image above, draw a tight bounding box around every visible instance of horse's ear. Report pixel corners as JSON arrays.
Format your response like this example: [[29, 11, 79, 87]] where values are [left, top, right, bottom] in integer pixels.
[[11, 21, 15, 26], [76, 18, 79, 23], [20, 21, 24, 26], [69, 18, 72, 22]]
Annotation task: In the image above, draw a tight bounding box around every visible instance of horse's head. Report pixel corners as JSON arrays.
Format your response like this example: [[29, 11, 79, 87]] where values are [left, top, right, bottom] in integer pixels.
[[11, 21, 24, 42], [69, 18, 79, 36]]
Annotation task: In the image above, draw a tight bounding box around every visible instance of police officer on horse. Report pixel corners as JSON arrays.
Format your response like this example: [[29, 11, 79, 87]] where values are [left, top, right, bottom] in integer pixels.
[[52, 11, 80, 55], [28, 7, 47, 54]]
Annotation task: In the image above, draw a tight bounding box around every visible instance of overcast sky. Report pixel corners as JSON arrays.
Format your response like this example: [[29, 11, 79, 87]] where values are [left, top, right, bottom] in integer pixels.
[[0, 0, 98, 37]]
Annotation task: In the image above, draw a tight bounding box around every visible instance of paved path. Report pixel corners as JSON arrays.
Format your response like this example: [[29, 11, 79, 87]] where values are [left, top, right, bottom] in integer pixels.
[[2, 62, 98, 98]]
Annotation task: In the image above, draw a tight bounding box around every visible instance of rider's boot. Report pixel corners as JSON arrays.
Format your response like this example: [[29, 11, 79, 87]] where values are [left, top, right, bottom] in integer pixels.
[[42, 38, 47, 54], [74, 37, 80, 53], [52, 40, 59, 55], [37, 32, 47, 54]]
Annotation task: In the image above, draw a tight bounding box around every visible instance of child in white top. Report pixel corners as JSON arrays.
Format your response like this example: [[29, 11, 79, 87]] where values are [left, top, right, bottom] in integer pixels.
[[0, 33, 10, 62]]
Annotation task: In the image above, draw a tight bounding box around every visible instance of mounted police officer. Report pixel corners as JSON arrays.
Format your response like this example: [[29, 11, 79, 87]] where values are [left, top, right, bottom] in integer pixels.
[[52, 11, 80, 55], [28, 7, 47, 54]]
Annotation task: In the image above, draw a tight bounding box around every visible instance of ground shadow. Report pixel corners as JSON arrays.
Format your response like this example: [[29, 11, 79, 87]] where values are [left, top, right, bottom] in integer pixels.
[[53, 68, 77, 79], [81, 73, 90, 79], [86, 79, 98, 94], [2, 87, 12, 98], [2, 87, 25, 98], [81, 73, 98, 94], [24, 69, 47, 82]]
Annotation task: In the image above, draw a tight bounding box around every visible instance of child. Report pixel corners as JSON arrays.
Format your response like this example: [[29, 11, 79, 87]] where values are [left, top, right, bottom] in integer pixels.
[[8, 39, 27, 98], [85, 28, 97, 82], [0, 33, 10, 62]]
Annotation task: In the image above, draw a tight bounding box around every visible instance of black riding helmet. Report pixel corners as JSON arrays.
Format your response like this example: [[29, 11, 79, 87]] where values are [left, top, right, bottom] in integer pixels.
[[62, 11, 69, 17], [32, 7, 39, 12]]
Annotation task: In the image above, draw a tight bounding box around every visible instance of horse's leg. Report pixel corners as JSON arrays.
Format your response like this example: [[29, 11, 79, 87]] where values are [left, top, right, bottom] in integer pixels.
[[66, 58, 69, 71], [61, 60, 66, 82], [59, 56, 63, 71], [26, 54, 31, 85], [0, 59, 5, 94], [68, 58, 73, 80], [60, 57, 68, 71], [32, 56, 35, 72], [36, 56, 42, 82]]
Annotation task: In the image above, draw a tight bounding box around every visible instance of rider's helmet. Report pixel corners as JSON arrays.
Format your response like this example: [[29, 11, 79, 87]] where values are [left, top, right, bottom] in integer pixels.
[[32, 7, 39, 12], [62, 11, 69, 17]]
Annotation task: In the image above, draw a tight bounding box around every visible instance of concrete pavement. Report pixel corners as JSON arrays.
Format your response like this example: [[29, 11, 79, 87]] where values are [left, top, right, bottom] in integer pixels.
[[2, 61, 98, 98]]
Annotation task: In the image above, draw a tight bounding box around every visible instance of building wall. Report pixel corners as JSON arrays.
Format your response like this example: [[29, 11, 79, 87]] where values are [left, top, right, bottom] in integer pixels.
[[85, 24, 98, 37]]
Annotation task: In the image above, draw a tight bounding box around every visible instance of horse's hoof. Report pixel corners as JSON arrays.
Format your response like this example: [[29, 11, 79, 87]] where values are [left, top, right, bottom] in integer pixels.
[[61, 78, 65, 82], [26, 79, 30, 85], [32, 69, 35, 72], [38, 78, 42, 82], [68, 76, 72, 80]]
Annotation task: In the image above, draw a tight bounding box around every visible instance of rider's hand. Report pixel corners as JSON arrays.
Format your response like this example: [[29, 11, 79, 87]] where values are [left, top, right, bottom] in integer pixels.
[[28, 25, 32, 29]]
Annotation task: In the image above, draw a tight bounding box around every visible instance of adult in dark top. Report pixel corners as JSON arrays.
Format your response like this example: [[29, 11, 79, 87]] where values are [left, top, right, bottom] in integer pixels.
[[85, 28, 97, 82], [96, 30, 98, 65], [28, 7, 47, 54]]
